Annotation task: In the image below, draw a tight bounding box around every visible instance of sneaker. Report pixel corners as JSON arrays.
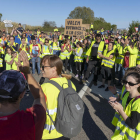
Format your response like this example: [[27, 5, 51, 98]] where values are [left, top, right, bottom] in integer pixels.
[[105, 87, 109, 91], [93, 81, 97, 86], [98, 85, 105, 88], [75, 74, 78, 78]]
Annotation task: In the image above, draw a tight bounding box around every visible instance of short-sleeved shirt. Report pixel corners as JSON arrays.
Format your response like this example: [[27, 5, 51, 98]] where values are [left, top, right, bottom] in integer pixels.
[[5, 54, 11, 70], [0, 105, 46, 140], [10, 57, 18, 70]]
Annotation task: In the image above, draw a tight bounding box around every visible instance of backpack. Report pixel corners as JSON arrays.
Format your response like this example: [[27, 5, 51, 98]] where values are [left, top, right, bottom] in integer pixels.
[[47, 79, 85, 138]]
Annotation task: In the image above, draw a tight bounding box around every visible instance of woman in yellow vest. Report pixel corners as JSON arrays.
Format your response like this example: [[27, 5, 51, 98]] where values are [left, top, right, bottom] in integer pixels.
[[98, 42, 115, 91], [40, 55, 76, 140], [109, 67, 140, 140], [59, 39, 71, 73], [109, 67, 140, 127], [52, 37, 61, 56], [19, 37, 30, 60], [72, 41, 83, 81], [41, 39, 53, 58]]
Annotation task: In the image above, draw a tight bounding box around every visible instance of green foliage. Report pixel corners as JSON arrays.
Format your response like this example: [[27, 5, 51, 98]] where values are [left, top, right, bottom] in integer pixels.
[[93, 17, 114, 30], [67, 7, 117, 31], [128, 21, 140, 34], [67, 6, 94, 24], [0, 13, 2, 22], [42, 21, 64, 33]]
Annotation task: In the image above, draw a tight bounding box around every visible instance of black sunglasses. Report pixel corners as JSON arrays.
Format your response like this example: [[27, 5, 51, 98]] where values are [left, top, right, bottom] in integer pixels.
[[41, 65, 53, 71], [122, 80, 138, 86]]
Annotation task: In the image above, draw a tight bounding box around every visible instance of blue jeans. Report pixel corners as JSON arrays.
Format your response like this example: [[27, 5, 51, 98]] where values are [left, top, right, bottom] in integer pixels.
[[53, 50, 60, 56], [117, 64, 123, 82], [122, 67, 128, 76], [31, 57, 41, 74]]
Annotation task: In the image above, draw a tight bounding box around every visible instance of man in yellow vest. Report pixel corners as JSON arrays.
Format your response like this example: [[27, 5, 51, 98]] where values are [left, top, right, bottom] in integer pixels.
[[98, 42, 115, 91], [83, 34, 106, 85], [90, 23, 94, 31], [54, 26, 58, 32]]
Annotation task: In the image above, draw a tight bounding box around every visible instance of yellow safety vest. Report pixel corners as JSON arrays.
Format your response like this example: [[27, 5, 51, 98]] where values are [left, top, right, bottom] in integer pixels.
[[0, 47, 3, 67], [41, 45, 53, 58], [39, 38, 45, 43], [29, 44, 41, 58], [54, 29, 58, 32], [59, 35, 62, 41], [86, 41, 105, 59], [74, 47, 83, 62], [90, 24, 93, 29], [37, 31, 40, 37], [122, 46, 138, 68], [112, 86, 126, 126], [101, 29, 104, 32], [7, 42, 18, 52], [115, 44, 124, 65], [52, 42, 61, 51], [112, 92, 140, 140], [59, 44, 71, 60], [41, 77, 76, 139], [122, 36, 128, 39], [82, 45, 89, 59], [101, 50, 115, 68], [137, 51, 140, 65], [19, 44, 30, 60]]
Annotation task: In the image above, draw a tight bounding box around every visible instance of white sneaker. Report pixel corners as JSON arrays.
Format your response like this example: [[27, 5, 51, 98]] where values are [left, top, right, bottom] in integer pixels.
[[75, 74, 78, 78]]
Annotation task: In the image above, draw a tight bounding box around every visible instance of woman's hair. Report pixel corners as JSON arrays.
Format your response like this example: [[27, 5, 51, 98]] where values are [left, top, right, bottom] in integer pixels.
[[76, 41, 83, 47], [129, 42, 134, 48], [41, 55, 63, 75], [6, 47, 12, 54], [11, 51, 16, 58], [123, 67, 140, 92], [64, 39, 70, 44]]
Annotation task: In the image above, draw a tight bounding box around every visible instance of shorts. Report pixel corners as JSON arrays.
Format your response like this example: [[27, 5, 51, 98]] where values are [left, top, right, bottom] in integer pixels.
[[101, 66, 112, 80]]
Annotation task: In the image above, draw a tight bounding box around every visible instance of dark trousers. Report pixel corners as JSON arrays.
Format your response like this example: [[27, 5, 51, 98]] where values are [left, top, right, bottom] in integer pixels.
[[70, 54, 74, 72], [75, 62, 82, 79], [62, 57, 69, 71], [84, 60, 101, 82]]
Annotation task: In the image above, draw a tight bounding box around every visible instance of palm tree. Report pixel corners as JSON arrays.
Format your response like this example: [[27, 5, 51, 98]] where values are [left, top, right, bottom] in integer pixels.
[[0, 13, 2, 22]]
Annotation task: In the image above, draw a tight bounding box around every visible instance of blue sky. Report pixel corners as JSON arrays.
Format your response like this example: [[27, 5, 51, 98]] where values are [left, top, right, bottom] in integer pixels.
[[0, 0, 140, 29]]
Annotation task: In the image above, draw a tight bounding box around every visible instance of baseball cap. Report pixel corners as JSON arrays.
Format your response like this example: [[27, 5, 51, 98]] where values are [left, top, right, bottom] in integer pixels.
[[0, 70, 26, 98]]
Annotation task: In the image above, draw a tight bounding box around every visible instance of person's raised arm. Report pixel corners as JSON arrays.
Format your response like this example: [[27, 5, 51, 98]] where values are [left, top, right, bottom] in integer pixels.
[[18, 50, 47, 110]]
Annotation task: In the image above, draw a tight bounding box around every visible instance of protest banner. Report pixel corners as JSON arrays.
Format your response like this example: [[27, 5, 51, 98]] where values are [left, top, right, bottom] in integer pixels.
[[64, 19, 85, 39], [82, 24, 90, 30]]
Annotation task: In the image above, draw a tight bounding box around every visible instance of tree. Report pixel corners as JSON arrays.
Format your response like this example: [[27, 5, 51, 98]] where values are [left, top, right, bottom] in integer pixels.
[[0, 13, 2, 22], [111, 24, 117, 31], [43, 21, 56, 28], [128, 21, 140, 34], [67, 6, 94, 24]]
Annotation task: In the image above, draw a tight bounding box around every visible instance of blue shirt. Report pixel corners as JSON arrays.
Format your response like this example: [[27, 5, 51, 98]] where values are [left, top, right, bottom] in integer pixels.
[[14, 35, 21, 45]]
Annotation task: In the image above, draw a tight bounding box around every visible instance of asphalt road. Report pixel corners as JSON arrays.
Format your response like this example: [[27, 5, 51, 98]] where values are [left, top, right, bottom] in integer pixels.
[[20, 71, 116, 140]]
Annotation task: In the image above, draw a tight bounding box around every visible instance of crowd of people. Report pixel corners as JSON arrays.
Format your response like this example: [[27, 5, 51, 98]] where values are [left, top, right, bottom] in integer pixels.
[[1, 23, 140, 140]]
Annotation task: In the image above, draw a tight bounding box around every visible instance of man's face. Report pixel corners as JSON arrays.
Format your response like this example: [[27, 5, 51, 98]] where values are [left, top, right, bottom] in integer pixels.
[[22, 39, 25, 44], [10, 37, 14, 43], [124, 33, 126, 36], [32, 40, 36, 45], [14, 31, 18, 36]]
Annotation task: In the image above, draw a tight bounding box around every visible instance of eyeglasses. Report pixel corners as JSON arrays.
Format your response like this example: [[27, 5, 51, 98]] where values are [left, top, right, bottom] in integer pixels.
[[41, 65, 53, 71], [45, 42, 49, 43], [122, 80, 138, 86]]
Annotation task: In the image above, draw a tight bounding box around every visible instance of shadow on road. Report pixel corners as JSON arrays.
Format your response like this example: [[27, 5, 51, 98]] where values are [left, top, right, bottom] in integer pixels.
[[82, 104, 108, 140], [85, 93, 115, 132]]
